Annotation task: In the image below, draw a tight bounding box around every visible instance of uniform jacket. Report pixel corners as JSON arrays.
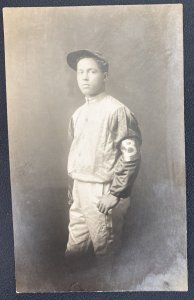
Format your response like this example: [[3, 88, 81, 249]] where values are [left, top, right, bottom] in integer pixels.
[[67, 92, 142, 199]]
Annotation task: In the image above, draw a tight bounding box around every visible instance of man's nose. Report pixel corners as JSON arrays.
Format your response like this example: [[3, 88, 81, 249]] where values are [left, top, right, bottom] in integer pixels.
[[82, 72, 89, 80]]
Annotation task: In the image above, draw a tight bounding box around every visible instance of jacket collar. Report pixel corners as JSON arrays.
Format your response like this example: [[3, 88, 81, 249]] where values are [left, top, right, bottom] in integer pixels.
[[85, 92, 107, 104]]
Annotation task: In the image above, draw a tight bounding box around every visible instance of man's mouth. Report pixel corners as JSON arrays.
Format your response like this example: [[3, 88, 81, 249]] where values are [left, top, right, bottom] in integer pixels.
[[82, 84, 90, 88]]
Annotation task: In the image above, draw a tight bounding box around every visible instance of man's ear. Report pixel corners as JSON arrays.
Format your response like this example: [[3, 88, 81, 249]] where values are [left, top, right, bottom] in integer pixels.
[[103, 72, 108, 82]]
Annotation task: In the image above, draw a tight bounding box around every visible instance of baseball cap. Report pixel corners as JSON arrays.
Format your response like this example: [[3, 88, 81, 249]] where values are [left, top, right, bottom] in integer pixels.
[[67, 49, 109, 72]]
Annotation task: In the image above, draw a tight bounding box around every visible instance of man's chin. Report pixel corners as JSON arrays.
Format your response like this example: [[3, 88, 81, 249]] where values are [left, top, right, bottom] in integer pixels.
[[80, 91, 100, 97], [81, 91, 94, 97]]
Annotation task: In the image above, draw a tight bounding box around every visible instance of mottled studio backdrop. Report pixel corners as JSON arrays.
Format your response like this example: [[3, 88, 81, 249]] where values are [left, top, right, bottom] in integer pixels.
[[3, 4, 187, 292]]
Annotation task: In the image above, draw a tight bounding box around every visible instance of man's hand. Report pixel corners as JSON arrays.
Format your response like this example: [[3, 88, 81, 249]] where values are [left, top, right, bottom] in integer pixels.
[[97, 193, 119, 215]]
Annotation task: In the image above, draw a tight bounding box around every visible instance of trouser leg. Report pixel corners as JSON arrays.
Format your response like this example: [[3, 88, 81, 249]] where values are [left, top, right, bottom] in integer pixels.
[[94, 194, 131, 289], [65, 180, 131, 290], [65, 180, 91, 257], [76, 181, 130, 257], [76, 181, 113, 256], [111, 195, 131, 251], [66, 180, 130, 258], [76, 180, 130, 289]]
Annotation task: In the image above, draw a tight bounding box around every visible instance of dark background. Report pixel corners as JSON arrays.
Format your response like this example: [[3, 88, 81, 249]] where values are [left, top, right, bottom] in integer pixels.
[[0, 0, 194, 299]]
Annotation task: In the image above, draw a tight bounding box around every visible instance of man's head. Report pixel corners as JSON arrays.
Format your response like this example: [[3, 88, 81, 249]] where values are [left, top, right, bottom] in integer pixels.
[[67, 50, 109, 97]]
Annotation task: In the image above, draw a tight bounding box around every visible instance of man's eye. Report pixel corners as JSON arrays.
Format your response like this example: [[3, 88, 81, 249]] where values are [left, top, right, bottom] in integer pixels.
[[90, 70, 97, 74]]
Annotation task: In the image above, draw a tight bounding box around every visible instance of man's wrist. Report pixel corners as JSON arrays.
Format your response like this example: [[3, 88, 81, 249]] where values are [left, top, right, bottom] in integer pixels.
[[108, 191, 120, 202]]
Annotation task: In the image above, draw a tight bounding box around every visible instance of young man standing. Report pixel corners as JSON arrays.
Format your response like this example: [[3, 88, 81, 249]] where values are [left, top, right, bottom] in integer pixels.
[[66, 50, 142, 261]]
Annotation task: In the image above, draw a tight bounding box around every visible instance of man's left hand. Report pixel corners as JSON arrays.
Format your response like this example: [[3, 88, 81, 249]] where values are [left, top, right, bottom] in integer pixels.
[[97, 193, 119, 215]]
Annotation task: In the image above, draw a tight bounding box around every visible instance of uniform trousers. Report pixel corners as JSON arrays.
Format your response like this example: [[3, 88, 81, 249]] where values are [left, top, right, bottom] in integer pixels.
[[65, 179, 130, 257]]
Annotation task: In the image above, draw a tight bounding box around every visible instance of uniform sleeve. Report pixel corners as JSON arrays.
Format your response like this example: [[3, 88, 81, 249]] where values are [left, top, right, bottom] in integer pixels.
[[109, 106, 142, 198]]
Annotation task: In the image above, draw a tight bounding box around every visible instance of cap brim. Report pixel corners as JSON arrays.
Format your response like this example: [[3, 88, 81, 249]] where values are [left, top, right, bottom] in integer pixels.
[[67, 50, 104, 71]]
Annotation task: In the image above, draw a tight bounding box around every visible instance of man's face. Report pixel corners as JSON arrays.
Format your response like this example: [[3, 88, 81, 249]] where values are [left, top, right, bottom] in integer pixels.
[[76, 57, 107, 97]]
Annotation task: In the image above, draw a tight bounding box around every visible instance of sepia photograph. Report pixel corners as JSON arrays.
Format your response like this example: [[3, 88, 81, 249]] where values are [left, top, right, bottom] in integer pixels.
[[3, 4, 187, 292]]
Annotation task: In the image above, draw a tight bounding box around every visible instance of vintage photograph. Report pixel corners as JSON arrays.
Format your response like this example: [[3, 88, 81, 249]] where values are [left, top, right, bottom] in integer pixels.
[[3, 4, 187, 292]]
